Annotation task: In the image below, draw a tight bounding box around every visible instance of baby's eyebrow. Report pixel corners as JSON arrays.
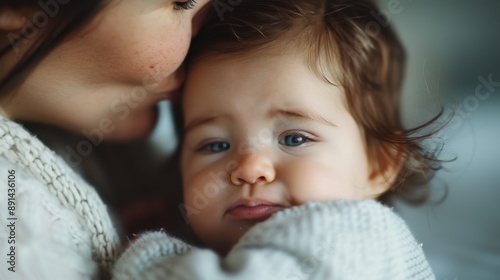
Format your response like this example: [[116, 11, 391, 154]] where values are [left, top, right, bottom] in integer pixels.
[[184, 116, 217, 135], [269, 108, 337, 127], [184, 108, 336, 134]]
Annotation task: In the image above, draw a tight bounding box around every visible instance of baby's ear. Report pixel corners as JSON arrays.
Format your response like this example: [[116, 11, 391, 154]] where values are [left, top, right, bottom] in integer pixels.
[[0, 6, 26, 31], [366, 143, 404, 198]]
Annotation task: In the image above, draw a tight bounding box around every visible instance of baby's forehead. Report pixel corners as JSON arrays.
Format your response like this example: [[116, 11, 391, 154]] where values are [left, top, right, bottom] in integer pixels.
[[183, 51, 348, 115], [187, 45, 343, 87]]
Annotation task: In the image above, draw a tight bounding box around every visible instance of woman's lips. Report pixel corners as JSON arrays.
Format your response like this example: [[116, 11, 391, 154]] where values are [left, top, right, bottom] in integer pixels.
[[162, 89, 181, 102], [226, 200, 284, 220]]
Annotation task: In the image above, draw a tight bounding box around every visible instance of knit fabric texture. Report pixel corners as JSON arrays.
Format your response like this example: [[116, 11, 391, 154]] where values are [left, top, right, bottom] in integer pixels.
[[112, 200, 435, 280], [0, 116, 120, 278]]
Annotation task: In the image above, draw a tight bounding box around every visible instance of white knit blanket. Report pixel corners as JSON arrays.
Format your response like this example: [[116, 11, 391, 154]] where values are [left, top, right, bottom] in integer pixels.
[[112, 200, 436, 280]]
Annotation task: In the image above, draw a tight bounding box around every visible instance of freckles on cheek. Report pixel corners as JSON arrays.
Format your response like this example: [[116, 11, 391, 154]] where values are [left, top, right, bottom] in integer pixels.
[[143, 35, 190, 77]]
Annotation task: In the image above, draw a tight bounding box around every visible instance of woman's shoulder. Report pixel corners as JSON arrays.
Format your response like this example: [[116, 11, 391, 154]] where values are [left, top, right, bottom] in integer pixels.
[[0, 157, 98, 278], [0, 116, 121, 272], [0, 157, 91, 245]]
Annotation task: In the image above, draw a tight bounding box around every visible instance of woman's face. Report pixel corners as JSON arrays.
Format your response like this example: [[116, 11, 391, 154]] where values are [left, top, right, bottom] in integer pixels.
[[0, 0, 211, 139]]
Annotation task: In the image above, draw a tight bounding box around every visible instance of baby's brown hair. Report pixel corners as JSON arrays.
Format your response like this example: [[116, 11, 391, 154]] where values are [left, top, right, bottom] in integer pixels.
[[190, 0, 442, 201]]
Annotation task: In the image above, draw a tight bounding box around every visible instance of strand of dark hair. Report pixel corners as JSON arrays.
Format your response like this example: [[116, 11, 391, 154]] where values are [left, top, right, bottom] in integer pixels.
[[0, 1, 105, 96]]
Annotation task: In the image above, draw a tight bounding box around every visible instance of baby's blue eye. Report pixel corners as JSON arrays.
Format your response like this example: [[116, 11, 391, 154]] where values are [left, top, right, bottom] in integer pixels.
[[279, 134, 309, 147], [203, 142, 230, 153]]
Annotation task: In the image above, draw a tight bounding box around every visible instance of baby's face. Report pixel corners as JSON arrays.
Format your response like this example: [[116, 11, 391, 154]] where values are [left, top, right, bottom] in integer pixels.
[[181, 53, 387, 254]]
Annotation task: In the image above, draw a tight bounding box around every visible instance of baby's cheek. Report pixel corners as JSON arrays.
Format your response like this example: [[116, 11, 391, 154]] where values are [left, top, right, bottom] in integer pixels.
[[183, 162, 230, 217], [284, 161, 354, 203], [183, 180, 220, 234], [184, 175, 212, 213]]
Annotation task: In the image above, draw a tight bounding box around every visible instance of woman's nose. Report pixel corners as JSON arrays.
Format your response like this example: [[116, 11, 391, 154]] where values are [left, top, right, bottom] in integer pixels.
[[191, 1, 212, 37], [230, 153, 276, 186]]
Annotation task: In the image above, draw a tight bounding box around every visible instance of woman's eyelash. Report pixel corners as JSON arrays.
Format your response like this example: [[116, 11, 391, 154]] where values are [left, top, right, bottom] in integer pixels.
[[174, 0, 198, 10]]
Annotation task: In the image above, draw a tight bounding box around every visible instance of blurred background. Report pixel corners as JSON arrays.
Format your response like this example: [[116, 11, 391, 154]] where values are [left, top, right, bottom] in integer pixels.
[[28, 0, 500, 279], [379, 0, 500, 279]]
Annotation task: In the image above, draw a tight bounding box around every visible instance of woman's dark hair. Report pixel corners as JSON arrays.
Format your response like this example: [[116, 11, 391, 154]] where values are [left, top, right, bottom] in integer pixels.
[[0, 0, 107, 96]]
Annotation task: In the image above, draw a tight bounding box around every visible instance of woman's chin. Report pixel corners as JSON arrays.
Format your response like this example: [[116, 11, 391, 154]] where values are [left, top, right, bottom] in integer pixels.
[[100, 107, 159, 141]]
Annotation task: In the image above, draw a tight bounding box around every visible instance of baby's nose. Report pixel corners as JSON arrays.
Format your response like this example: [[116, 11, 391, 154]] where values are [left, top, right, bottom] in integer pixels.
[[230, 153, 276, 186]]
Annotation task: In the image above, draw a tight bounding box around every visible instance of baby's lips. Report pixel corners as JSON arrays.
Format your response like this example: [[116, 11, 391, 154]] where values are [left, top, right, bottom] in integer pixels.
[[226, 199, 285, 220]]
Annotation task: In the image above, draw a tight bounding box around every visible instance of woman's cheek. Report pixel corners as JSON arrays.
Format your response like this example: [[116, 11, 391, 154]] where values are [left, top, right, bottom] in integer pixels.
[[112, 14, 191, 85], [143, 37, 189, 76]]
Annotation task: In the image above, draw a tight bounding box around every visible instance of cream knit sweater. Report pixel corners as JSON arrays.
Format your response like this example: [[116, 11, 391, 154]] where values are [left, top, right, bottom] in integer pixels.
[[0, 116, 120, 279], [112, 200, 435, 280]]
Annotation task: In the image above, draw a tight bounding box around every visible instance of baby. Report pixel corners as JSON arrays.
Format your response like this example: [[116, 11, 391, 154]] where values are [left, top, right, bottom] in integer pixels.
[[113, 1, 438, 279], [180, 0, 438, 254]]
